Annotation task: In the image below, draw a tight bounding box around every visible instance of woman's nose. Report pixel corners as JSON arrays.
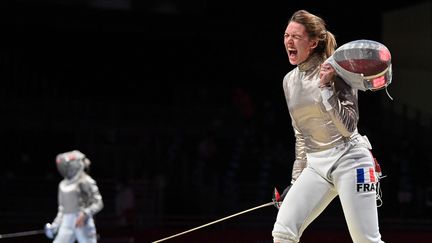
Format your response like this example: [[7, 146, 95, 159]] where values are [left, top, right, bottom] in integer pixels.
[[285, 37, 293, 45]]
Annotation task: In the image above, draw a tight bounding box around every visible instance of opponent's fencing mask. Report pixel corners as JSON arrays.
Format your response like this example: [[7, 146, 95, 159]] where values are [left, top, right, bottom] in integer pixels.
[[56, 150, 86, 179], [325, 39, 392, 97]]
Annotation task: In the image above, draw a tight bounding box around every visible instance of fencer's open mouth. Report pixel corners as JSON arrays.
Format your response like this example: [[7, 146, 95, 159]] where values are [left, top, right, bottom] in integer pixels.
[[288, 49, 297, 57]]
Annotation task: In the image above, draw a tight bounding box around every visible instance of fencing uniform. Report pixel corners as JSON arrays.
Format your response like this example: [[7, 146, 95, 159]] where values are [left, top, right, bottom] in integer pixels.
[[46, 150, 104, 243], [272, 54, 384, 243]]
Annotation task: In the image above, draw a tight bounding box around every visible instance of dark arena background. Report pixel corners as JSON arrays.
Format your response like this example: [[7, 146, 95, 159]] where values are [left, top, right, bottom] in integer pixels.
[[3, 0, 432, 242]]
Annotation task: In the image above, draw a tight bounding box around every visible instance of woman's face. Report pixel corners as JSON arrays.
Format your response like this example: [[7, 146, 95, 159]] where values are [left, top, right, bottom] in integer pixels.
[[284, 21, 317, 65]]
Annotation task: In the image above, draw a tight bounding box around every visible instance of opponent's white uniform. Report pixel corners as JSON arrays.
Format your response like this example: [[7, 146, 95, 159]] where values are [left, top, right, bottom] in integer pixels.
[[47, 150, 104, 243], [51, 173, 103, 243], [272, 54, 384, 243]]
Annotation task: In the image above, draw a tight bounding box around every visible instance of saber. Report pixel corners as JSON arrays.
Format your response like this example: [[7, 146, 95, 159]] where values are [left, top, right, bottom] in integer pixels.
[[152, 201, 274, 243], [0, 229, 45, 239]]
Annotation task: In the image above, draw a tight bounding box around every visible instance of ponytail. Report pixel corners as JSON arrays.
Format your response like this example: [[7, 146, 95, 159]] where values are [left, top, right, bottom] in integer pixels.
[[324, 31, 337, 59]]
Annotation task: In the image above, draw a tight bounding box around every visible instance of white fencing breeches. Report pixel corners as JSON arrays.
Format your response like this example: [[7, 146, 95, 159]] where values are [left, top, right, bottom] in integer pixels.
[[53, 213, 97, 243], [272, 138, 384, 243]]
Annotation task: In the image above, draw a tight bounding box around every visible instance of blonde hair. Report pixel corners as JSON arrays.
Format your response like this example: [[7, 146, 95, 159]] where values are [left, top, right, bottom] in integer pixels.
[[289, 10, 337, 59]]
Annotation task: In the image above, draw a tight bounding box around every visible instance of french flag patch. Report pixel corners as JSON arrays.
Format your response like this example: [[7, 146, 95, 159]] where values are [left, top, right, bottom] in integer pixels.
[[356, 167, 376, 183]]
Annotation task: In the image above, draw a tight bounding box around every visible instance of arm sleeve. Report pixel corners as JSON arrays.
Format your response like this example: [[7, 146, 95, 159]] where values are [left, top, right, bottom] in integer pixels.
[[51, 207, 63, 229], [320, 76, 359, 137], [291, 124, 307, 184], [80, 176, 104, 217], [283, 72, 307, 184], [51, 186, 64, 229]]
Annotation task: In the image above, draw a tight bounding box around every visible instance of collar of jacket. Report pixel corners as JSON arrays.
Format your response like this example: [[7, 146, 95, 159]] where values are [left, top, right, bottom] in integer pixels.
[[298, 53, 324, 72]]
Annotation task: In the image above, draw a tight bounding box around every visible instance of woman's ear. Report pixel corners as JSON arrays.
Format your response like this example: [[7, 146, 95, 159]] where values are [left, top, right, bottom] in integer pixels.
[[310, 40, 318, 49]]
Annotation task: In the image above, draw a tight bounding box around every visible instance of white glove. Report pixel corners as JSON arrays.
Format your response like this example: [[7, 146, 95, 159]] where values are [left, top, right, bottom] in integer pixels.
[[272, 185, 292, 210], [44, 223, 58, 239]]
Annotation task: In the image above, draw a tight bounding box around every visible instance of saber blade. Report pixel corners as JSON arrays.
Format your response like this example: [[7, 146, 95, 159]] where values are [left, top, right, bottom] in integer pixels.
[[152, 201, 274, 243], [0, 229, 45, 239]]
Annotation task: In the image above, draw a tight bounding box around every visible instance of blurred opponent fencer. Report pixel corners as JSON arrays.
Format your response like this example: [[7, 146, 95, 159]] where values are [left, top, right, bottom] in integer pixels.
[[45, 150, 103, 243]]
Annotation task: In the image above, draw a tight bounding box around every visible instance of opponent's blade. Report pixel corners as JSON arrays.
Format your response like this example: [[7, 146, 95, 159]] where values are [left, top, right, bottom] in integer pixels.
[[0, 229, 45, 239]]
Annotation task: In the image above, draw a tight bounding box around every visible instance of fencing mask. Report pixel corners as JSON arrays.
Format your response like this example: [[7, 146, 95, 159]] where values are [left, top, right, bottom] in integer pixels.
[[325, 39, 392, 97], [56, 150, 86, 179]]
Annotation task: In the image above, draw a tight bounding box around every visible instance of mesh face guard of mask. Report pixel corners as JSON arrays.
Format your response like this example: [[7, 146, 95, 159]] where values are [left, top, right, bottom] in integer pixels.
[[325, 39, 393, 97], [56, 150, 86, 179]]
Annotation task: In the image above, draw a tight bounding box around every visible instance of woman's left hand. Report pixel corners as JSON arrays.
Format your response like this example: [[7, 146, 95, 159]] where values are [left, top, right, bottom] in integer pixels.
[[75, 212, 86, 227], [319, 63, 336, 88]]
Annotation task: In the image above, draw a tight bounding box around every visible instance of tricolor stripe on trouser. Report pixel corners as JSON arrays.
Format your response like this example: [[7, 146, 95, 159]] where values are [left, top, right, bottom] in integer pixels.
[[272, 139, 384, 243]]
